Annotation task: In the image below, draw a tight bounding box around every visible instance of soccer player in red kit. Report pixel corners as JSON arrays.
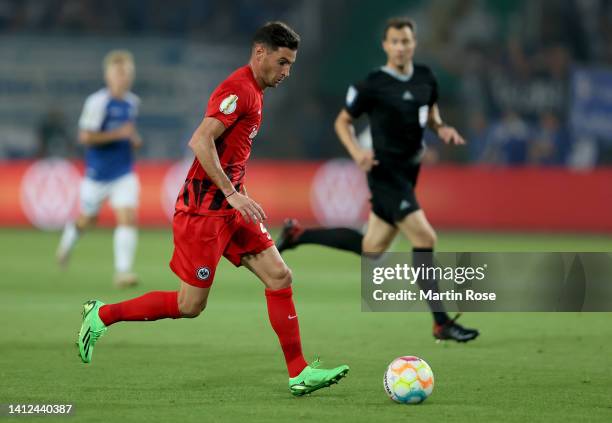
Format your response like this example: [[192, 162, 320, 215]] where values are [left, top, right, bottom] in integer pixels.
[[76, 22, 349, 396]]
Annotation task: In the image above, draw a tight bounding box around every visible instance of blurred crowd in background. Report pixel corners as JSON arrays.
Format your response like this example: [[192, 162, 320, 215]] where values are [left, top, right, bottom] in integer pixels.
[[0, 0, 293, 38], [1, 0, 611, 167]]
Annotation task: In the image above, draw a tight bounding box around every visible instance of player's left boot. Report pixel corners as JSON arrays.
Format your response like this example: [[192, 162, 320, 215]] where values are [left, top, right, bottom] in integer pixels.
[[276, 218, 304, 253], [289, 358, 349, 396], [433, 314, 479, 343], [77, 300, 107, 363]]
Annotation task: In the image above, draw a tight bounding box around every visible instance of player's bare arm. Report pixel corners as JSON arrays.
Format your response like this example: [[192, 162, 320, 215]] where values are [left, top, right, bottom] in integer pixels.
[[427, 103, 465, 145], [188, 116, 266, 223], [130, 130, 143, 150], [335, 109, 379, 172], [79, 122, 136, 146]]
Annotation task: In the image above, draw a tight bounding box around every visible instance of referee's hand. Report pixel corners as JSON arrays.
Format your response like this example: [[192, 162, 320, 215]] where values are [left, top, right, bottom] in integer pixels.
[[226, 192, 267, 224], [437, 126, 466, 145], [354, 149, 379, 172]]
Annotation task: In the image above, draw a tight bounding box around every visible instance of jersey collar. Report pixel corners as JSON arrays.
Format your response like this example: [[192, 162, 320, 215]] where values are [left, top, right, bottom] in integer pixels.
[[381, 65, 414, 82], [246, 65, 264, 93]]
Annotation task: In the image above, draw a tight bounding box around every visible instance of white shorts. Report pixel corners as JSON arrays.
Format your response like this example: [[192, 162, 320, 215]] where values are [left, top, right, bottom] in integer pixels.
[[80, 172, 140, 216]]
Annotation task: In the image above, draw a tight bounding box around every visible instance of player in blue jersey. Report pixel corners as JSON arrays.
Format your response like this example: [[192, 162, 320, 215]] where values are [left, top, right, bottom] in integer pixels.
[[57, 50, 142, 288]]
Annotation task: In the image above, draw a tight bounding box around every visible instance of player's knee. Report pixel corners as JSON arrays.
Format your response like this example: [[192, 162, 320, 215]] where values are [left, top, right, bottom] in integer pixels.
[[116, 209, 137, 226], [126, 213, 137, 226], [362, 237, 389, 255], [77, 215, 96, 230], [268, 264, 292, 290], [276, 265, 292, 289], [413, 229, 437, 248], [121, 216, 137, 226]]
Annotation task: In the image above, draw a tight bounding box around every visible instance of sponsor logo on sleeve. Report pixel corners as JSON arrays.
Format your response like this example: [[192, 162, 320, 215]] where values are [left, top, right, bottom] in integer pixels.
[[219, 94, 238, 115], [346, 86, 358, 107], [248, 125, 259, 139]]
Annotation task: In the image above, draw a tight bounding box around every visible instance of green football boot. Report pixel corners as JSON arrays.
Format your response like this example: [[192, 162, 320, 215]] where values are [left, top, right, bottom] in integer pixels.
[[76, 300, 107, 363], [289, 358, 349, 396]]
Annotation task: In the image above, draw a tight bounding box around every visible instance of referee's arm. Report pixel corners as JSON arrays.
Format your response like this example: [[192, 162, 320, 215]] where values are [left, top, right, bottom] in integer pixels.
[[334, 109, 378, 172], [427, 104, 465, 145]]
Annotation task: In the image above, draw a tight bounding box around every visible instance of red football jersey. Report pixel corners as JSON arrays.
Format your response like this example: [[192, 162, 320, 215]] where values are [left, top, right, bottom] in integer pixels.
[[176, 65, 263, 215]]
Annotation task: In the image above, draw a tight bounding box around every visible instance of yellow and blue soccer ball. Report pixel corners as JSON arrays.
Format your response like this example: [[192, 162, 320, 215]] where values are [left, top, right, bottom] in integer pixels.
[[383, 356, 434, 404]]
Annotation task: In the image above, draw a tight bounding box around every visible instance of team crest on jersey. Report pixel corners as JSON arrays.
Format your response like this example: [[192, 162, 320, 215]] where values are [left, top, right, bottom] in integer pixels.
[[220, 94, 238, 115], [196, 266, 211, 280]]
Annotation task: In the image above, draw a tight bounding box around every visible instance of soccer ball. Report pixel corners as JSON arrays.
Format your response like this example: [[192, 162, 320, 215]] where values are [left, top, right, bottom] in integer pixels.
[[383, 356, 434, 404]]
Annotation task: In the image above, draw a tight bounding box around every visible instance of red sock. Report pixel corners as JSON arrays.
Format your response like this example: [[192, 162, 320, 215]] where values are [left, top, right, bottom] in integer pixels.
[[98, 291, 180, 327], [265, 286, 308, 378]]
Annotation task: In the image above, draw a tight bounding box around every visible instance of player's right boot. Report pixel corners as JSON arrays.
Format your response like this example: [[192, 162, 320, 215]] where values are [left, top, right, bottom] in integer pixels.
[[289, 359, 349, 396], [77, 300, 107, 363], [433, 314, 479, 343], [276, 218, 304, 253]]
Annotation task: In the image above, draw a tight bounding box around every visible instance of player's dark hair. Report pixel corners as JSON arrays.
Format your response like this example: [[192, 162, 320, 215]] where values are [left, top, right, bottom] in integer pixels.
[[252, 21, 300, 51], [383, 17, 416, 40]]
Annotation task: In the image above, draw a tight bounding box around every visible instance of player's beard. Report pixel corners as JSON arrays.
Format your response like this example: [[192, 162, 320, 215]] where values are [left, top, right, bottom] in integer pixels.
[[268, 74, 284, 88], [262, 68, 277, 88]]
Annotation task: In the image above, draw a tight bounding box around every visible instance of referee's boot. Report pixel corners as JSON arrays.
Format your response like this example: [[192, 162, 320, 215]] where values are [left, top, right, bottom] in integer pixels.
[[433, 313, 479, 343], [276, 218, 304, 253]]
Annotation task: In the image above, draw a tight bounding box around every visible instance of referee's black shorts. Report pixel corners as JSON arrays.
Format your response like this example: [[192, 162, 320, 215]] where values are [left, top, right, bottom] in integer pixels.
[[367, 163, 421, 226]]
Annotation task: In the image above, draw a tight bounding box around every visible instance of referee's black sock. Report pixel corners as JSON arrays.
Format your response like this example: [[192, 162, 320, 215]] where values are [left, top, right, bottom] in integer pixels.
[[296, 228, 363, 255], [413, 247, 450, 325]]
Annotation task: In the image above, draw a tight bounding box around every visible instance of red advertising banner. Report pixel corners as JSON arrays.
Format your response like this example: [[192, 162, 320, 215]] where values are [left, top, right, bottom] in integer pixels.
[[418, 165, 612, 232], [1, 159, 610, 232]]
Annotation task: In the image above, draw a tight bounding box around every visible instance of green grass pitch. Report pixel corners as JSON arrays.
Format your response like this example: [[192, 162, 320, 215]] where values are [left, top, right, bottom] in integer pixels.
[[1, 228, 611, 422]]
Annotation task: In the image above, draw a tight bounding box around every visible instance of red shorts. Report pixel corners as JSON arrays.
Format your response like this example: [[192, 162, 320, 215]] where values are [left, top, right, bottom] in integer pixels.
[[169, 210, 275, 288]]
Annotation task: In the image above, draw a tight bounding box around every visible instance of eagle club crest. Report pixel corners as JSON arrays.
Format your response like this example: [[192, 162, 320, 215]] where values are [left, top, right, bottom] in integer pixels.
[[196, 266, 211, 280]]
